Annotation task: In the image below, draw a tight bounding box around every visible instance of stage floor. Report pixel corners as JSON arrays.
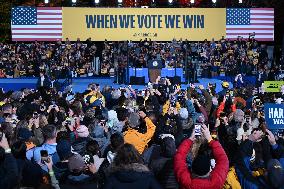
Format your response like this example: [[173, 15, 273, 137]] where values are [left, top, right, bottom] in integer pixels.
[[0, 77, 230, 93]]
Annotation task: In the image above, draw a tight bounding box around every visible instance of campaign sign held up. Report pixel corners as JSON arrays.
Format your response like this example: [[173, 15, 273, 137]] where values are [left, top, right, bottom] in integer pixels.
[[264, 103, 284, 130]]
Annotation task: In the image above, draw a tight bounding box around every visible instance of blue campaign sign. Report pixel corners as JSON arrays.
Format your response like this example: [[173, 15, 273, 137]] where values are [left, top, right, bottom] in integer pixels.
[[264, 103, 284, 130]]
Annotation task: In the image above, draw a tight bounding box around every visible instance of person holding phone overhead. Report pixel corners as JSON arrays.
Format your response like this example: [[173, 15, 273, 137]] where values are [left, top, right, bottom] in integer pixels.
[[174, 125, 229, 189]]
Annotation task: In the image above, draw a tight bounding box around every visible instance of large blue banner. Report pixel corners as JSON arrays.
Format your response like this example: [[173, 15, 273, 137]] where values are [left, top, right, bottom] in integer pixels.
[[264, 103, 284, 130]]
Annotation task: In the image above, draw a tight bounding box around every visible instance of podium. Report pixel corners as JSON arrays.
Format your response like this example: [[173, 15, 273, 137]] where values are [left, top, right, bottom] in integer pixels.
[[148, 60, 163, 83]]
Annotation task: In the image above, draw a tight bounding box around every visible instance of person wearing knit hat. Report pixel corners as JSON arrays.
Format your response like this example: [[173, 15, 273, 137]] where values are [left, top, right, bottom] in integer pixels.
[[128, 112, 141, 128], [68, 154, 86, 173], [124, 111, 157, 154], [174, 124, 229, 189], [76, 125, 90, 138]]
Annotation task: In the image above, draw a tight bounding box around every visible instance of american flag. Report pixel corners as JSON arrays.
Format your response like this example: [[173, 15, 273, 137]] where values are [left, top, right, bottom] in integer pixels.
[[11, 7, 62, 41], [226, 8, 274, 41]]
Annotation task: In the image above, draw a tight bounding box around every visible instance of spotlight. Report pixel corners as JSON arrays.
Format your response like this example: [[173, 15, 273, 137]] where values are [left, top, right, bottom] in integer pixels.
[[212, 0, 216, 3], [239, 0, 242, 3], [168, 0, 173, 4], [190, 0, 194, 3], [94, 0, 99, 4], [118, 0, 123, 3], [44, 0, 49, 3], [71, 0, 77, 3]]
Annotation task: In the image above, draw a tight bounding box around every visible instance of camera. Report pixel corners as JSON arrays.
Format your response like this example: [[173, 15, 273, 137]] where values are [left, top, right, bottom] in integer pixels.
[[245, 115, 250, 123], [33, 112, 39, 119], [83, 154, 94, 165]]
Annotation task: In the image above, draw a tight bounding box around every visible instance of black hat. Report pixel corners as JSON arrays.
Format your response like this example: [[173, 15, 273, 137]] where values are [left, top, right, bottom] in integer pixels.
[[192, 154, 211, 176], [17, 128, 33, 141], [161, 136, 176, 158]]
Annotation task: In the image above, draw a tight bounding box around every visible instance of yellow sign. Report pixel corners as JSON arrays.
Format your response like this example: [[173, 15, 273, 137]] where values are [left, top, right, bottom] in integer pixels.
[[62, 8, 226, 41], [264, 81, 284, 92]]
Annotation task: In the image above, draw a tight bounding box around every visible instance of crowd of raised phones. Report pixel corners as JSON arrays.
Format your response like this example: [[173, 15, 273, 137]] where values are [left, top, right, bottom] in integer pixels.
[[0, 68, 284, 189]]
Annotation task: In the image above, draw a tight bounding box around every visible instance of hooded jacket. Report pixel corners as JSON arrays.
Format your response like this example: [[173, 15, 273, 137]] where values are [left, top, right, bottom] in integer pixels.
[[174, 139, 229, 189], [124, 117, 156, 154], [150, 137, 179, 189], [104, 163, 162, 189]]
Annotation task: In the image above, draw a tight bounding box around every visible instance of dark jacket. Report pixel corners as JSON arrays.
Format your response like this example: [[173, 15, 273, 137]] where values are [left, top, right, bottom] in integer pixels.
[[72, 137, 93, 156], [0, 153, 19, 189], [150, 137, 178, 189], [16, 159, 44, 188], [60, 173, 99, 189], [36, 75, 51, 89], [53, 161, 69, 183], [104, 163, 162, 189]]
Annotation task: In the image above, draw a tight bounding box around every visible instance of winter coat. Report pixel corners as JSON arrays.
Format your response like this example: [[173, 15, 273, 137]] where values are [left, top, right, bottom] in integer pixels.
[[0, 153, 19, 189], [124, 117, 156, 154], [150, 137, 178, 189], [60, 173, 100, 189], [104, 163, 162, 189], [72, 137, 93, 156], [174, 139, 229, 189], [16, 159, 44, 188]]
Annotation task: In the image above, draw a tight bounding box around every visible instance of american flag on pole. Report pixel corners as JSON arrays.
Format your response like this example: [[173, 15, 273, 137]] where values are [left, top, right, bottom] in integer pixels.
[[11, 7, 62, 41], [226, 8, 274, 41]]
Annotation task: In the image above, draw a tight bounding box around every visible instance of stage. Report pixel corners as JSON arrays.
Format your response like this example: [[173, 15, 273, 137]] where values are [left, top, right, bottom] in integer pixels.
[[0, 77, 234, 93]]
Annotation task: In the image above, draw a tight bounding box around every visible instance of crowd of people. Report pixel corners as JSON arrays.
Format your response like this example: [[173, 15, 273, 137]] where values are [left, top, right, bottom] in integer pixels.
[[0, 37, 282, 83], [1, 68, 284, 189]]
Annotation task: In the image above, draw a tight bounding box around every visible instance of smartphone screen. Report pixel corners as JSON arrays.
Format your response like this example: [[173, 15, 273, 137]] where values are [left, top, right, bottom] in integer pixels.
[[194, 124, 202, 136], [40, 150, 49, 163]]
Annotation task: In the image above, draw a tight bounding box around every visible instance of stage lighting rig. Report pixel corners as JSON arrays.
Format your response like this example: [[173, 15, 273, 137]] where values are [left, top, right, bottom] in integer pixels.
[[71, 0, 77, 5], [94, 0, 100, 5], [190, 0, 195, 3], [44, 0, 49, 4]]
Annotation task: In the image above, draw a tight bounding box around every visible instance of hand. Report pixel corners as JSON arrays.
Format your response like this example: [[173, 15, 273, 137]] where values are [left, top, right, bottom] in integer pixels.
[[215, 118, 221, 128], [0, 133, 10, 150], [190, 83, 195, 89], [44, 156, 53, 171], [87, 163, 97, 174], [199, 85, 205, 90], [157, 76, 161, 81], [201, 124, 212, 142], [54, 105, 60, 112], [33, 117, 40, 129], [138, 111, 147, 119], [266, 129, 276, 146], [189, 128, 196, 141]]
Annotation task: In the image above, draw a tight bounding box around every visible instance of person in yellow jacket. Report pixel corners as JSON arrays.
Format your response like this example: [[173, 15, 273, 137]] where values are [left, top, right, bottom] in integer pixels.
[[84, 84, 105, 108], [123, 111, 156, 154]]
